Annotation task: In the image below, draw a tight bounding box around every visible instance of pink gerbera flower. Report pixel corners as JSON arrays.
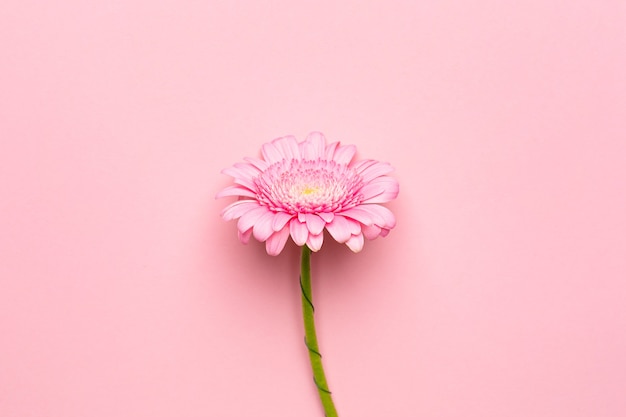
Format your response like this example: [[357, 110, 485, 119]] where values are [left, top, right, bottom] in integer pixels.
[[217, 132, 399, 255]]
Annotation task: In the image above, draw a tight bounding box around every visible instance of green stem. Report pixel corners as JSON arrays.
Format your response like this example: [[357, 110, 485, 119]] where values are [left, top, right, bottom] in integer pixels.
[[300, 246, 338, 417]]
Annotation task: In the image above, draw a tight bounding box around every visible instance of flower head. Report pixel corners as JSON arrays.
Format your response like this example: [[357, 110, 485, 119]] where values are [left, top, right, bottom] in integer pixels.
[[217, 132, 399, 255]]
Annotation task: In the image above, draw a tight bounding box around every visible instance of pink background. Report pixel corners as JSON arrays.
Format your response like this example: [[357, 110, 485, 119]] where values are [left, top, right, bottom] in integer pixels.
[[1, 1, 625, 416]]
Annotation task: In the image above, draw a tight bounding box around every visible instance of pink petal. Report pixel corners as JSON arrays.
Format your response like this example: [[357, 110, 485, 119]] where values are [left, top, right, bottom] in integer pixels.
[[306, 232, 324, 252], [324, 141, 339, 160], [221, 200, 259, 221], [380, 228, 390, 237], [362, 224, 382, 240], [243, 156, 269, 171], [253, 211, 276, 242], [265, 227, 290, 256], [342, 205, 396, 228], [318, 212, 334, 223], [289, 219, 309, 246], [305, 213, 325, 235], [357, 161, 394, 182], [359, 177, 399, 204], [222, 165, 254, 182], [271, 211, 294, 231], [325, 215, 355, 243], [352, 159, 378, 172], [216, 185, 256, 199], [234, 177, 256, 190], [332, 144, 356, 165], [345, 233, 365, 253], [272, 135, 300, 160], [346, 218, 362, 235], [238, 228, 253, 244], [261, 142, 284, 164], [221, 167, 256, 190], [358, 204, 396, 228], [359, 183, 385, 202], [234, 161, 262, 176], [237, 206, 269, 233], [301, 142, 317, 160], [305, 132, 326, 158], [340, 207, 376, 226]]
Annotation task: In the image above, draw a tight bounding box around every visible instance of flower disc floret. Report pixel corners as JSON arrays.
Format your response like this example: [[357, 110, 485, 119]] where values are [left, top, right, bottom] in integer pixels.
[[255, 159, 364, 214]]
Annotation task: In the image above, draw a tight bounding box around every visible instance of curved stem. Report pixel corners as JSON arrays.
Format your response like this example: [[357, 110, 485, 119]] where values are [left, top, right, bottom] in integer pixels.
[[300, 246, 338, 417]]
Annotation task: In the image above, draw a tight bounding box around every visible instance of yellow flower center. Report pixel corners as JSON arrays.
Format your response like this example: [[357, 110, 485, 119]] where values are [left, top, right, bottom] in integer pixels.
[[301, 186, 319, 196]]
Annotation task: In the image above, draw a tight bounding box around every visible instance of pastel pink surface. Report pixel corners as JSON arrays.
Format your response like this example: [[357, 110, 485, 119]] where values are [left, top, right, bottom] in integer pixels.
[[1, 1, 625, 416]]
